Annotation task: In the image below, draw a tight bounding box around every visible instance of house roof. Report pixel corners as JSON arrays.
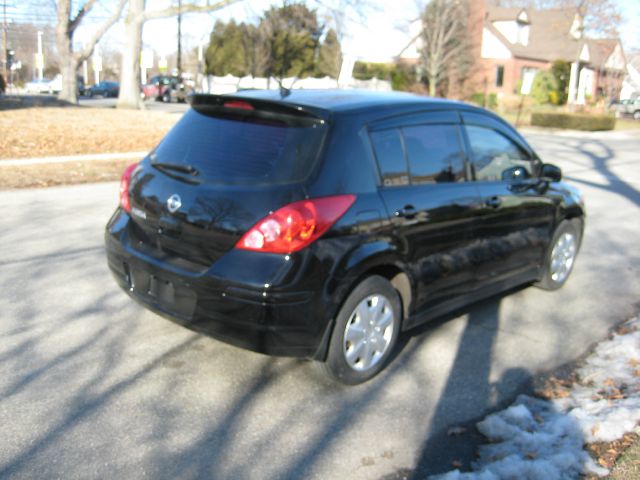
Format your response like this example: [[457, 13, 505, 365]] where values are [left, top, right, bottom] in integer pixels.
[[486, 6, 582, 62], [488, 7, 526, 22], [485, 6, 624, 70], [586, 39, 620, 68]]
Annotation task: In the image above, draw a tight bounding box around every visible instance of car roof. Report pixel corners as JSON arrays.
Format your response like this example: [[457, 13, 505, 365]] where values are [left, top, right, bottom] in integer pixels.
[[232, 89, 465, 114]]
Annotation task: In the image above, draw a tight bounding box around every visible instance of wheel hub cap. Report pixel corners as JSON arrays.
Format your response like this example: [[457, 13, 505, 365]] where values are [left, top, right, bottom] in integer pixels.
[[343, 294, 394, 372], [550, 232, 577, 283]]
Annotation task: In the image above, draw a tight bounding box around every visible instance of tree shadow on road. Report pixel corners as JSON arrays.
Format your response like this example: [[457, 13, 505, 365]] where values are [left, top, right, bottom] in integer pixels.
[[408, 295, 534, 476], [565, 139, 640, 207]]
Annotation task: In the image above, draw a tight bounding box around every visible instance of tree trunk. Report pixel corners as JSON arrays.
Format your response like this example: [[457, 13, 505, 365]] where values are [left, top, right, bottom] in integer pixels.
[[56, 2, 78, 104], [428, 74, 437, 97], [117, 0, 145, 109], [60, 58, 79, 103]]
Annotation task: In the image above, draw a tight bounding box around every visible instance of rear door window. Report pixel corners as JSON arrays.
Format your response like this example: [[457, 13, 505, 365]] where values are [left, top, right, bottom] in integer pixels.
[[151, 109, 327, 185]]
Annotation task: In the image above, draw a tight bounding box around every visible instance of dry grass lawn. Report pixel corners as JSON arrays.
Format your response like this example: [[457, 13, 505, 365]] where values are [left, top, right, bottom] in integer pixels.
[[0, 106, 178, 159]]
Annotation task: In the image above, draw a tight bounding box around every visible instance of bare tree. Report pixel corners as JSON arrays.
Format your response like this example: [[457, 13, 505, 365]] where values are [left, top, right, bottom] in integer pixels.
[[117, 0, 240, 109], [55, 0, 126, 103], [419, 0, 472, 97]]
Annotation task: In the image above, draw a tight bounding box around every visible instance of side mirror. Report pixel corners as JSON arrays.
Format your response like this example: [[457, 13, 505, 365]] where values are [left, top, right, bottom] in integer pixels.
[[541, 164, 562, 182], [502, 166, 530, 182]]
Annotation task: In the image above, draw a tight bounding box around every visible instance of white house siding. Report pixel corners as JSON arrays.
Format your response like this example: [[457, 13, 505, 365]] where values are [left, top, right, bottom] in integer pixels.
[[481, 28, 513, 59]]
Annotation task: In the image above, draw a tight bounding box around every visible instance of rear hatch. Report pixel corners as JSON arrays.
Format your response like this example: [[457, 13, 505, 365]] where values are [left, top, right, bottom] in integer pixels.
[[127, 95, 329, 267]]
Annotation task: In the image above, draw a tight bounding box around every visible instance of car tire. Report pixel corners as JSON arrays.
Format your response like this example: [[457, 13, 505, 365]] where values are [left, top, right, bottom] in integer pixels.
[[536, 220, 581, 291], [633, 110, 640, 121], [162, 91, 171, 103], [322, 275, 401, 384]]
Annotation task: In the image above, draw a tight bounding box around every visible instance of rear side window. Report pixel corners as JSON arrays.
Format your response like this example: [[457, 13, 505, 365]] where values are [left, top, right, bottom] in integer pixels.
[[370, 129, 409, 186], [402, 124, 465, 183], [151, 109, 327, 185], [370, 124, 465, 187]]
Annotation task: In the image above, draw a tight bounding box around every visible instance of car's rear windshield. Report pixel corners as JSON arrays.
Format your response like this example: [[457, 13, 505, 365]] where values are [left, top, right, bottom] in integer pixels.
[[150, 108, 328, 186]]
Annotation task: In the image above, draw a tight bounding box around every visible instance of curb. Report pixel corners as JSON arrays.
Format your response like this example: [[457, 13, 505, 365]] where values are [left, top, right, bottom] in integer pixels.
[[519, 127, 639, 139], [0, 151, 148, 167]]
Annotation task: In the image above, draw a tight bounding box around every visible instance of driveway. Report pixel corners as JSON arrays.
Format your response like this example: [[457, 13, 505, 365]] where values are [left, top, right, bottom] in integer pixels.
[[0, 130, 638, 479]]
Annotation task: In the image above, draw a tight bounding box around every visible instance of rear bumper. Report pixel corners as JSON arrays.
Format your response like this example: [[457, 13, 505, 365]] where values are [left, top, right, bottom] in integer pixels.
[[105, 209, 333, 359]]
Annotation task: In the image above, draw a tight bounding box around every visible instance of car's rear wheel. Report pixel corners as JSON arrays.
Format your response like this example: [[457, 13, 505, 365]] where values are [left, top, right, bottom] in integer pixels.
[[322, 275, 401, 384], [633, 110, 640, 121], [537, 220, 581, 290]]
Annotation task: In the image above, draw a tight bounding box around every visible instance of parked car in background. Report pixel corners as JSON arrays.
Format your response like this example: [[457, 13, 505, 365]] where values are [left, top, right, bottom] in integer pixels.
[[614, 98, 640, 120], [24, 75, 61, 94], [87, 81, 119, 98], [106, 90, 585, 384], [142, 75, 192, 103], [142, 75, 169, 101]]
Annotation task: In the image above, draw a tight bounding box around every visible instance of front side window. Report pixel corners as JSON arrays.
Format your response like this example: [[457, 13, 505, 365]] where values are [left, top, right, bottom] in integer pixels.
[[402, 124, 465, 184], [465, 125, 534, 182]]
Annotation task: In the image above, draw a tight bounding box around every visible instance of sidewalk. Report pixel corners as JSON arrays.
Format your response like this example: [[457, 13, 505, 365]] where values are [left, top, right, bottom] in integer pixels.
[[0, 151, 148, 167], [1, 127, 636, 169]]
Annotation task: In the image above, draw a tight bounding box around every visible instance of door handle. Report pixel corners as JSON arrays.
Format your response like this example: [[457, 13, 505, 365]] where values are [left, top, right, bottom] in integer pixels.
[[485, 196, 502, 208], [394, 205, 417, 219]]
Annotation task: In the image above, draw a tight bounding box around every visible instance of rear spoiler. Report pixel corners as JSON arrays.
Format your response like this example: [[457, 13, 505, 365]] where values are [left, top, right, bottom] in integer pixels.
[[188, 93, 329, 127]]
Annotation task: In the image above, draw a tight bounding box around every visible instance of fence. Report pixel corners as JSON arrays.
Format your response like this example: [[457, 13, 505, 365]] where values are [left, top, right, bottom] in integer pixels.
[[200, 75, 392, 94]]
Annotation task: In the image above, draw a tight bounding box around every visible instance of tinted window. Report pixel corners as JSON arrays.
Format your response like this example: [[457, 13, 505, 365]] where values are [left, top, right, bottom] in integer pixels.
[[370, 129, 409, 186], [465, 125, 533, 182], [402, 124, 465, 184], [151, 109, 326, 185]]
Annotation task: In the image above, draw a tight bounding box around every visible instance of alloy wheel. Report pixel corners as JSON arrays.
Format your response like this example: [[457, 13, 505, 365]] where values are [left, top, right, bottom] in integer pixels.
[[550, 232, 577, 283]]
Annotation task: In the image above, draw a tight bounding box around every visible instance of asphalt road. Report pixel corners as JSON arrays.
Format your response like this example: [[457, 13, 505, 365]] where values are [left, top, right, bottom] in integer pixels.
[[0, 130, 639, 479]]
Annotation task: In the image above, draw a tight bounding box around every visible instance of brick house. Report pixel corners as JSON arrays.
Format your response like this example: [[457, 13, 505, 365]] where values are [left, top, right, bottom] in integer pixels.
[[398, 1, 626, 103]]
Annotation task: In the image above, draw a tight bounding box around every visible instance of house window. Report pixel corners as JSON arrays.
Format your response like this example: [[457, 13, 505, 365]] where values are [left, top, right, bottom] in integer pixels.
[[496, 66, 504, 88]]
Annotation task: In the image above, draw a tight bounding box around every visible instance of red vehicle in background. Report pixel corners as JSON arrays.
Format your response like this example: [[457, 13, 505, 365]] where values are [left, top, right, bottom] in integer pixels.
[[142, 75, 192, 103]]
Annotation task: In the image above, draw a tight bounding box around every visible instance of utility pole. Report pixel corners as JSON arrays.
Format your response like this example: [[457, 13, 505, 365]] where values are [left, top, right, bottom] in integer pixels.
[[2, 1, 7, 83], [36, 31, 43, 80], [177, 0, 182, 76]]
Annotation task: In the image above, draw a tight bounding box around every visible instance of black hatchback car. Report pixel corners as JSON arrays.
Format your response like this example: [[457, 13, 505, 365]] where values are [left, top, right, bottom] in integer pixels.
[[105, 90, 584, 384]]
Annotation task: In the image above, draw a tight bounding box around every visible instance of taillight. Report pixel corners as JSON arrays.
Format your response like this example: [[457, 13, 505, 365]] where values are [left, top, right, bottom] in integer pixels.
[[119, 163, 138, 213], [236, 195, 356, 254], [223, 100, 254, 110]]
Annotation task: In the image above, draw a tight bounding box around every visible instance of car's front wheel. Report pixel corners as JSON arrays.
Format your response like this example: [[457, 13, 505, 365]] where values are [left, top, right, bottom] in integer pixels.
[[537, 220, 581, 290], [322, 275, 401, 384]]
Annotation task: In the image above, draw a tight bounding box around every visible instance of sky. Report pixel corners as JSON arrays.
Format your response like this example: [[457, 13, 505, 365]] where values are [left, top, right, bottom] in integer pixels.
[[7, 0, 640, 64], [134, 0, 423, 63], [136, 0, 640, 62]]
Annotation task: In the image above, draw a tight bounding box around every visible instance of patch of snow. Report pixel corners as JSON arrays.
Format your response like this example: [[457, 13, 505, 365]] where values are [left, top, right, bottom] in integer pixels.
[[430, 317, 640, 479]]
